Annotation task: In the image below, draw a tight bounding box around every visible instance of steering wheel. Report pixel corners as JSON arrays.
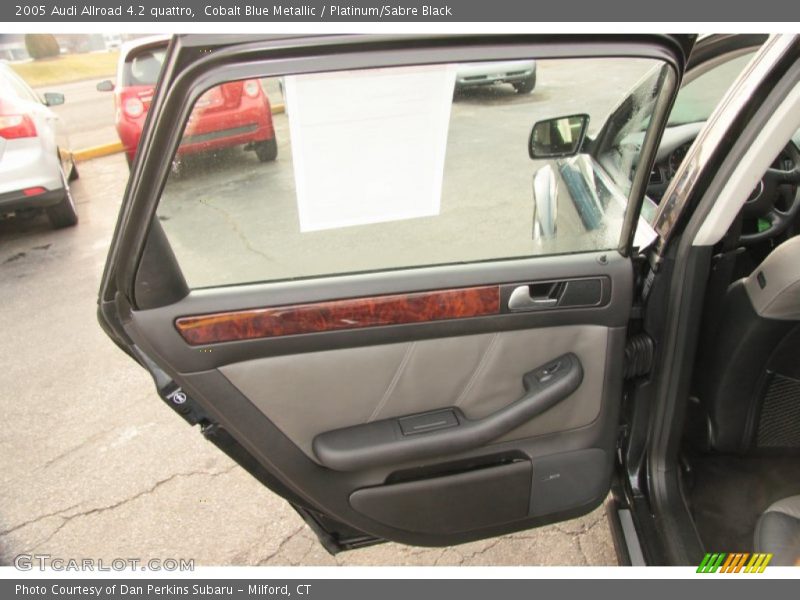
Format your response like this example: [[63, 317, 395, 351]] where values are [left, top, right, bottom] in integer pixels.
[[740, 141, 800, 244]]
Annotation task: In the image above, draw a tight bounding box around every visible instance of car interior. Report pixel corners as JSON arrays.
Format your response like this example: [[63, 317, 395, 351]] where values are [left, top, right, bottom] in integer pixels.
[[644, 38, 800, 564], [682, 150, 800, 563]]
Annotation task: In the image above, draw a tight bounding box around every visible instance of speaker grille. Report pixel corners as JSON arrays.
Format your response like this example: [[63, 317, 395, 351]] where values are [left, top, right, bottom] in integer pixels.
[[757, 374, 800, 448]]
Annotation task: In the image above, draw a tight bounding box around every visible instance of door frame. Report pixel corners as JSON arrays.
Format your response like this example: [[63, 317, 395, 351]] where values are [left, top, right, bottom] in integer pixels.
[[614, 34, 800, 566], [97, 33, 695, 553]]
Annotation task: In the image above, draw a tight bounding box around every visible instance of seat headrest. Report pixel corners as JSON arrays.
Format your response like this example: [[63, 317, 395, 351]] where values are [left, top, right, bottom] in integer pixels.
[[745, 235, 800, 320]]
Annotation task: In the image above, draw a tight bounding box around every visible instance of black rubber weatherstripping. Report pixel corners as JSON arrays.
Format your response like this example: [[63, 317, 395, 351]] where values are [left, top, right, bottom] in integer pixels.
[[313, 353, 583, 471]]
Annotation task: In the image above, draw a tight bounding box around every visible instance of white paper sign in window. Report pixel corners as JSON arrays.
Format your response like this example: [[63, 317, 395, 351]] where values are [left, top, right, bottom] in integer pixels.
[[284, 65, 456, 232]]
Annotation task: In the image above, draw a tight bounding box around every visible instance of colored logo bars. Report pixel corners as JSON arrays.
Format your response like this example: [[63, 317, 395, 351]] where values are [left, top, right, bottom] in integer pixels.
[[697, 552, 773, 573]]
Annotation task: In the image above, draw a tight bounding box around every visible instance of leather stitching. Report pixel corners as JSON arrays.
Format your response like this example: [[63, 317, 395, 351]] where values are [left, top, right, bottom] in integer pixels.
[[454, 332, 500, 408], [367, 342, 416, 422]]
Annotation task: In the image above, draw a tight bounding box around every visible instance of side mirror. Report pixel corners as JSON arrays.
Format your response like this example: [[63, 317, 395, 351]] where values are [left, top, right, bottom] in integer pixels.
[[529, 114, 589, 159], [43, 92, 65, 107], [96, 80, 115, 92]]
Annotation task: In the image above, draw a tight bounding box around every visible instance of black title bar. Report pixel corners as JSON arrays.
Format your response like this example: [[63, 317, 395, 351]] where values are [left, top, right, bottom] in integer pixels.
[[4, 0, 800, 22]]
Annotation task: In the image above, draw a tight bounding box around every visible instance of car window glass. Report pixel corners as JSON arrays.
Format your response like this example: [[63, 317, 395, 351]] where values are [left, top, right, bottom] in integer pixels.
[[1, 69, 39, 103], [668, 51, 755, 127], [153, 57, 672, 289], [635, 50, 759, 236], [0, 71, 21, 100], [124, 49, 167, 86], [597, 65, 666, 196]]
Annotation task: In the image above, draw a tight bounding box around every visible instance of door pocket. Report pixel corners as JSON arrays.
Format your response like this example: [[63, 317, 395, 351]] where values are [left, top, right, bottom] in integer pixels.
[[530, 448, 608, 516], [349, 460, 532, 534]]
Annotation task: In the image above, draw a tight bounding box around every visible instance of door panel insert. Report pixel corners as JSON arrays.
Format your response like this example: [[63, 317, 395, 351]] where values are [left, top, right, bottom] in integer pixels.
[[175, 285, 500, 344]]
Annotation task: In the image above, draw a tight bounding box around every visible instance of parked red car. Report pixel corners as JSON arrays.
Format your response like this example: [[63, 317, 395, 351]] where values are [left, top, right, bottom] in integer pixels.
[[97, 36, 277, 167]]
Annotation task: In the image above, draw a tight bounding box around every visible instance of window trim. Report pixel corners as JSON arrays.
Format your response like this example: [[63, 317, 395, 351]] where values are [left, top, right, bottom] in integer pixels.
[[103, 35, 688, 309]]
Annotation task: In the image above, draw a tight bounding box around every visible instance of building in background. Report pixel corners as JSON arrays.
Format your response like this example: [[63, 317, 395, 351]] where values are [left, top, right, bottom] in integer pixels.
[[0, 33, 145, 62], [0, 34, 29, 61]]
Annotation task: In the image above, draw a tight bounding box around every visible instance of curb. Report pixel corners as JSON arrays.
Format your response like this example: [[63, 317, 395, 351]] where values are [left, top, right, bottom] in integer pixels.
[[73, 102, 286, 162], [73, 141, 124, 162]]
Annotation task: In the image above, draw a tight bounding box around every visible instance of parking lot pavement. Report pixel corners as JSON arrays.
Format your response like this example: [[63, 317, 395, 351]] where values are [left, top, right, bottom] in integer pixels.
[[0, 154, 617, 567]]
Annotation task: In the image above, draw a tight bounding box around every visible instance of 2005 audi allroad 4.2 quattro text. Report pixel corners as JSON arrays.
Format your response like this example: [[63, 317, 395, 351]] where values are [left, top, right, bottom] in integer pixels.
[[20, 3, 455, 18]]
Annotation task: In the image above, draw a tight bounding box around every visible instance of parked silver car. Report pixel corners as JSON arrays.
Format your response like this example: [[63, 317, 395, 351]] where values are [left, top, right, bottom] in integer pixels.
[[0, 63, 77, 228], [455, 60, 537, 94]]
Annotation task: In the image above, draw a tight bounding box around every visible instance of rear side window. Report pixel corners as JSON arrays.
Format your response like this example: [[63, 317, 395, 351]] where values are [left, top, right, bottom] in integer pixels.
[[123, 49, 167, 86], [153, 56, 671, 289], [0, 68, 39, 103]]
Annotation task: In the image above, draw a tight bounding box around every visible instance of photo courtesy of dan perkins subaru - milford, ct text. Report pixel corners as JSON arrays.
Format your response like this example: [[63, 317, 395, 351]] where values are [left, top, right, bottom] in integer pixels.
[[15, 584, 312, 597]]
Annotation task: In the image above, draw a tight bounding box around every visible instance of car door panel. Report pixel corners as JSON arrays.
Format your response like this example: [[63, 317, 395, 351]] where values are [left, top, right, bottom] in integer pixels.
[[128, 248, 631, 371], [222, 328, 606, 464], [164, 331, 625, 546], [309, 351, 586, 471], [175, 285, 503, 344], [119, 247, 629, 546], [100, 34, 692, 551]]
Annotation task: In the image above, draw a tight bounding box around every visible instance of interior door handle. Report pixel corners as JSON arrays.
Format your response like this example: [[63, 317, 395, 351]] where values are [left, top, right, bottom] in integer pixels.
[[312, 353, 583, 471], [508, 283, 562, 311]]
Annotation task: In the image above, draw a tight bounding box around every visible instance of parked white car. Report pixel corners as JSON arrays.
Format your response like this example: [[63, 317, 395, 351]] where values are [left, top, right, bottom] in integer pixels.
[[455, 60, 537, 94], [0, 62, 78, 228], [103, 34, 123, 51]]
